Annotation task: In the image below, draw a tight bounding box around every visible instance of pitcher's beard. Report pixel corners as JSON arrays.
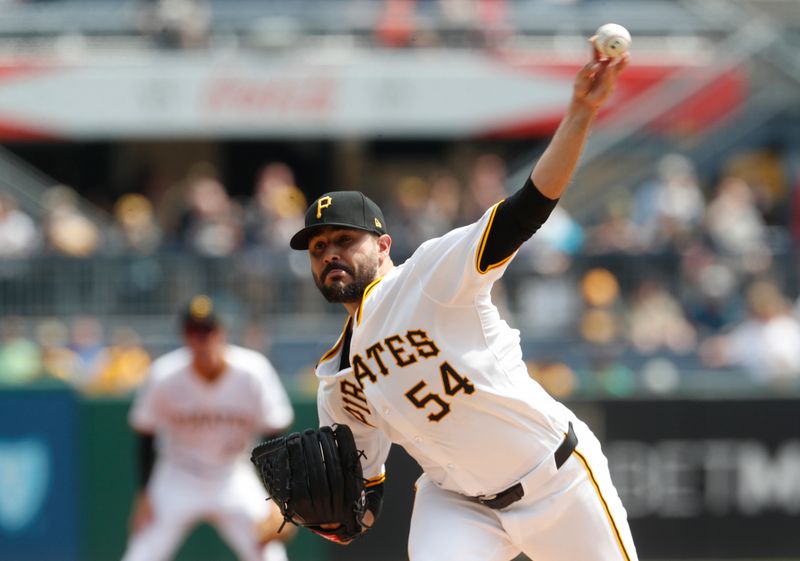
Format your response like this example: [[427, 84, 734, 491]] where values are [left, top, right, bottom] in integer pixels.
[[319, 280, 367, 303], [315, 262, 377, 303]]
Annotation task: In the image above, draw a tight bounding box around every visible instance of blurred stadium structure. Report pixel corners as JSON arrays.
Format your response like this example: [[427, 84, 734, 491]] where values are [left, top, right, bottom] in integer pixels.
[[2, 1, 800, 560]]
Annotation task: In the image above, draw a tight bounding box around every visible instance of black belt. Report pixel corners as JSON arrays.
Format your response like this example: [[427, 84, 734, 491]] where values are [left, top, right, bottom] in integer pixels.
[[477, 422, 578, 510]]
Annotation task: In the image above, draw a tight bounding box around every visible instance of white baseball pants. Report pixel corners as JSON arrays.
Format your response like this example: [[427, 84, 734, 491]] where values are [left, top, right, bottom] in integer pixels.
[[120, 460, 287, 561], [408, 419, 638, 561]]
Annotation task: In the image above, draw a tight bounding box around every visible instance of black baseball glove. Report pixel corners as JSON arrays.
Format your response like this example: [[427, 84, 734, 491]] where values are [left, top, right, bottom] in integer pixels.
[[251, 425, 369, 544]]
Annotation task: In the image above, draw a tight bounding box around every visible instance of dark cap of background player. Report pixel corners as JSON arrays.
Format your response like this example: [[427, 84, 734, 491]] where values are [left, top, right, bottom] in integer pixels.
[[181, 294, 221, 333], [290, 191, 387, 250]]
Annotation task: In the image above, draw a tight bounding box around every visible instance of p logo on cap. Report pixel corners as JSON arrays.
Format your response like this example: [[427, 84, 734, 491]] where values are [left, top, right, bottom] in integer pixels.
[[290, 191, 387, 250], [316, 196, 333, 219]]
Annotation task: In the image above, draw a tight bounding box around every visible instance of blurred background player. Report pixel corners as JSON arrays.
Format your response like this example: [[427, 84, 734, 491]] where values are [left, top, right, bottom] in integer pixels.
[[121, 294, 295, 561]]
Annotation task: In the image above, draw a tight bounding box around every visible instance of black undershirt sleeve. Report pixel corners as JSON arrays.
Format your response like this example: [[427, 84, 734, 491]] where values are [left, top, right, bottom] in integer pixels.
[[478, 177, 559, 272], [137, 433, 156, 489]]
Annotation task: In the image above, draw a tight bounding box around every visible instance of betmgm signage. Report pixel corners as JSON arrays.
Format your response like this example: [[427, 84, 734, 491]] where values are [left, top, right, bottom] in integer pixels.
[[610, 438, 800, 518], [599, 399, 800, 558]]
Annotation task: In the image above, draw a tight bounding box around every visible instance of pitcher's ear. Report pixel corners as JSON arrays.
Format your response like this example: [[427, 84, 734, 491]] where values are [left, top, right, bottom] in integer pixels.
[[377, 233, 392, 256]]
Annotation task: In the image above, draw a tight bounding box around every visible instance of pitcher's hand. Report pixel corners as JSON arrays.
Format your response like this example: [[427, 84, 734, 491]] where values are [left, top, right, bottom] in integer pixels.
[[572, 44, 629, 112]]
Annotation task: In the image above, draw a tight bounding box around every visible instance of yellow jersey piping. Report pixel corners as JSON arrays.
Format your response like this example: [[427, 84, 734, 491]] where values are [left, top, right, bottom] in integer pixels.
[[475, 201, 515, 275], [365, 473, 386, 487], [356, 277, 383, 326], [573, 448, 633, 561]]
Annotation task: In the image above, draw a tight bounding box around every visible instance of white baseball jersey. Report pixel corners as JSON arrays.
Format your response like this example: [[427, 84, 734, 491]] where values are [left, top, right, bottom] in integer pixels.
[[131, 344, 294, 475], [123, 344, 294, 561], [317, 204, 638, 561], [317, 204, 574, 496]]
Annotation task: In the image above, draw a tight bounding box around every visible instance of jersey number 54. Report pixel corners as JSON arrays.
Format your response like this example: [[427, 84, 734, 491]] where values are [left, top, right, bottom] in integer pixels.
[[404, 362, 475, 422]]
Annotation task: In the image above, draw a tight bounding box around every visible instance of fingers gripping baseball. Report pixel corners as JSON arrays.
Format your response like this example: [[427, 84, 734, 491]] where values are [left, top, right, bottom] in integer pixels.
[[573, 53, 628, 111], [572, 24, 630, 112]]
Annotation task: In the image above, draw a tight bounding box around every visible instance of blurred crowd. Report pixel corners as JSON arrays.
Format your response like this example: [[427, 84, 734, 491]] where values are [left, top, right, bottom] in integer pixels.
[[0, 314, 151, 395], [0, 161, 308, 259], [2, 145, 800, 398], [124, 0, 518, 52], [125, 0, 588, 52]]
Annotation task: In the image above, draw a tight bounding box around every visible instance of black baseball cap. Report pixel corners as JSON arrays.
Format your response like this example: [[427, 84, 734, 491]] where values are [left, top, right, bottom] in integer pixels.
[[181, 294, 221, 332], [290, 191, 387, 250]]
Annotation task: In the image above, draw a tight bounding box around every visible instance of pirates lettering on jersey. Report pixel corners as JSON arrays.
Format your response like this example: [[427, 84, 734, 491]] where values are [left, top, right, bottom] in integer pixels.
[[385, 335, 418, 367], [340, 378, 375, 427], [352, 329, 440, 389], [406, 329, 440, 358], [365, 342, 390, 375], [351, 329, 473, 423], [353, 353, 378, 387]]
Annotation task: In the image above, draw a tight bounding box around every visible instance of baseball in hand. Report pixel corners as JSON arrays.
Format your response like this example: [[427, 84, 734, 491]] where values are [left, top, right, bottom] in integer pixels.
[[593, 23, 631, 58]]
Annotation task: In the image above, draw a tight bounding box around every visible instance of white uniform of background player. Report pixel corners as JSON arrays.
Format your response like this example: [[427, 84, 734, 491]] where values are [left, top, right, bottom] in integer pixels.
[[290, 49, 638, 561], [121, 295, 294, 561]]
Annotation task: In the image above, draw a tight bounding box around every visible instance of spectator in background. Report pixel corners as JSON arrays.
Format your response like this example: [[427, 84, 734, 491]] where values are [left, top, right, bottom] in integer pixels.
[[85, 327, 151, 396], [418, 170, 463, 239], [383, 175, 431, 261], [36, 318, 79, 382], [374, 0, 417, 48], [244, 162, 307, 250], [381, 169, 467, 271], [461, 153, 508, 222], [577, 268, 637, 396], [699, 279, 800, 387], [704, 176, 770, 272], [632, 153, 705, 253], [0, 190, 39, 258], [518, 205, 584, 275], [156, 162, 211, 238], [136, 0, 211, 49], [176, 167, 244, 257], [585, 193, 640, 254], [514, 208, 584, 338], [680, 242, 741, 333], [526, 360, 578, 399], [579, 268, 623, 347], [66, 315, 107, 390], [0, 317, 42, 385], [113, 193, 163, 255], [237, 163, 307, 315], [474, 0, 512, 48], [627, 278, 696, 355], [722, 145, 787, 225], [435, 0, 512, 48], [42, 185, 102, 258]]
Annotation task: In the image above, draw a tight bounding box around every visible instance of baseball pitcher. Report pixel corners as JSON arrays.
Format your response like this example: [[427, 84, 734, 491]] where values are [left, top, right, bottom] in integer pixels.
[[253, 46, 637, 561]]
